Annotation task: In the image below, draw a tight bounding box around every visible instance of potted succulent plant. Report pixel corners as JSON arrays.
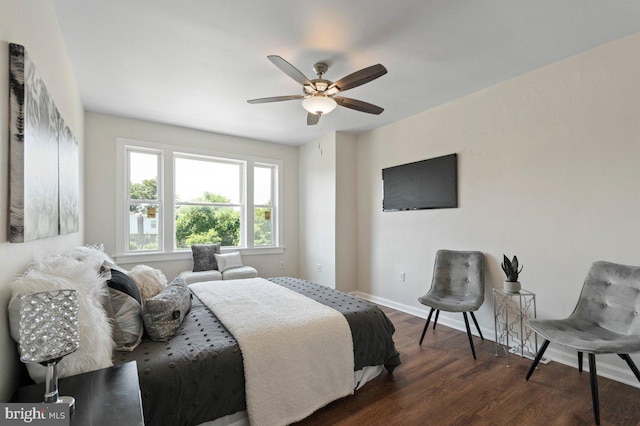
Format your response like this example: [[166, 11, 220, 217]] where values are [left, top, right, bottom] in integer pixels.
[[501, 254, 523, 292]]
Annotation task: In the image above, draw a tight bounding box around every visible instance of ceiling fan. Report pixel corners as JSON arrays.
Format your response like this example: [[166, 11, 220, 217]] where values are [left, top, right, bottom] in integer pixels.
[[247, 55, 387, 126]]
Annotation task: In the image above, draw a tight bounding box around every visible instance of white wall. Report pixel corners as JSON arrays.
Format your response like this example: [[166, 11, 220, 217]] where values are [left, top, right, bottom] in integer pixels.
[[0, 0, 85, 401], [298, 133, 337, 287], [355, 31, 640, 386], [84, 112, 299, 280]]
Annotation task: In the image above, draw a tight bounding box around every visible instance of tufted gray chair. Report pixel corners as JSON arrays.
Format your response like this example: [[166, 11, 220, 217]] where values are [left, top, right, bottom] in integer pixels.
[[526, 261, 640, 425], [418, 250, 485, 359]]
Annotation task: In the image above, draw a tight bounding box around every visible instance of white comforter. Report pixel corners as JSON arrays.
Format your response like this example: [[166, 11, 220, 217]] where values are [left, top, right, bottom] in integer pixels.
[[190, 278, 354, 426]]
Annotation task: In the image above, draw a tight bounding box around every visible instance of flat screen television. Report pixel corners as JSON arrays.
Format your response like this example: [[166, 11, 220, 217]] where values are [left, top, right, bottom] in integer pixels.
[[382, 153, 458, 211]]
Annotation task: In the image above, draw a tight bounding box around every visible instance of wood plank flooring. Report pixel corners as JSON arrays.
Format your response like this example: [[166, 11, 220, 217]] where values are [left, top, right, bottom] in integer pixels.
[[295, 306, 640, 426]]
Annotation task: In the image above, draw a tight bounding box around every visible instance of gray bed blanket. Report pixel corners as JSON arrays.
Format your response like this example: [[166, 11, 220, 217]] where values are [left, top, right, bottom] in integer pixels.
[[114, 277, 400, 426]]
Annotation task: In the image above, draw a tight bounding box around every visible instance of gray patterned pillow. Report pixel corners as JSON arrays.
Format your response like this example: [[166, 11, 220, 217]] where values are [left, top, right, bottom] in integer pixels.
[[142, 279, 192, 342], [191, 243, 221, 272]]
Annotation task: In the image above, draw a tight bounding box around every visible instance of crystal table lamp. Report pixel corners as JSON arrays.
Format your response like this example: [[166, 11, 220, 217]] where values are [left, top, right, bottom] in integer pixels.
[[19, 290, 80, 413]]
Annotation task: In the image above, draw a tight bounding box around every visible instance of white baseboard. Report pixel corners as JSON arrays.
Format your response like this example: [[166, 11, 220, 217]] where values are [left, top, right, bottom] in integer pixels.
[[351, 291, 640, 389]]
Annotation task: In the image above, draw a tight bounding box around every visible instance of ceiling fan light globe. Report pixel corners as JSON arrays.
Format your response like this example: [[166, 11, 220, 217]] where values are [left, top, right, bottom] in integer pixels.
[[302, 95, 337, 115]]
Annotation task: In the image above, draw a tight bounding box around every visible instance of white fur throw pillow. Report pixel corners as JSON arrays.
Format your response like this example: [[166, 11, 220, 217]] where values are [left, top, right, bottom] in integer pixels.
[[57, 245, 117, 271], [8, 250, 114, 383], [128, 265, 168, 302]]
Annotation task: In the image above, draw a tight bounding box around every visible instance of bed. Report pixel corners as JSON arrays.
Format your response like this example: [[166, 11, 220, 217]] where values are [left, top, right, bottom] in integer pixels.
[[113, 277, 400, 426]]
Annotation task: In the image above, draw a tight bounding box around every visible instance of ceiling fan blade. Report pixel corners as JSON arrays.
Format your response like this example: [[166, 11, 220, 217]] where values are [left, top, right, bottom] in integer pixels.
[[328, 64, 387, 93], [307, 112, 321, 126], [268, 55, 314, 87], [247, 95, 304, 104], [335, 96, 384, 115]]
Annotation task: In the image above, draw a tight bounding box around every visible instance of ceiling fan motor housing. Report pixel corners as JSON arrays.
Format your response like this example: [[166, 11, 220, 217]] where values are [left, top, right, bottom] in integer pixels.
[[305, 79, 332, 94], [313, 62, 329, 77]]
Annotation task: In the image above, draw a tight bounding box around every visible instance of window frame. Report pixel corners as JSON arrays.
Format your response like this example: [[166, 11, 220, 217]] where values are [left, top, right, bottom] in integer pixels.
[[115, 138, 283, 263]]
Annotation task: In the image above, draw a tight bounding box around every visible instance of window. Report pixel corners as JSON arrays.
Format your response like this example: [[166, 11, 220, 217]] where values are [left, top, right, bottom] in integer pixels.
[[116, 138, 282, 259], [254, 164, 275, 246], [175, 155, 243, 248], [126, 149, 161, 252]]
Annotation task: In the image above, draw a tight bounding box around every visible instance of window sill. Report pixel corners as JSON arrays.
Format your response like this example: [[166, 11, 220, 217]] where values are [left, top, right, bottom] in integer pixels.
[[113, 246, 285, 264]]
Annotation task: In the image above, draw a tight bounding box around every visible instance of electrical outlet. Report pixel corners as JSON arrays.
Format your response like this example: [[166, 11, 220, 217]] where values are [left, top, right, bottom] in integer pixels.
[[279, 261, 285, 269], [316, 264, 322, 272], [400, 272, 406, 282]]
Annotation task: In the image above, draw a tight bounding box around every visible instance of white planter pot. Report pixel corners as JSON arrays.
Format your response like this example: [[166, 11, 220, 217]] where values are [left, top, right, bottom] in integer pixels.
[[504, 280, 521, 293]]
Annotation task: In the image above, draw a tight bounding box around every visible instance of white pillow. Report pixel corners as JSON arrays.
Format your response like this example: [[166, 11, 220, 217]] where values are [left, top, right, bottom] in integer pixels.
[[214, 251, 244, 272], [9, 251, 114, 383], [128, 265, 168, 302]]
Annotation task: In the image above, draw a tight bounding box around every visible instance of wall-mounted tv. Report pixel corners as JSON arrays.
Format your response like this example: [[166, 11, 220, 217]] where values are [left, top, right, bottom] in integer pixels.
[[382, 153, 458, 211]]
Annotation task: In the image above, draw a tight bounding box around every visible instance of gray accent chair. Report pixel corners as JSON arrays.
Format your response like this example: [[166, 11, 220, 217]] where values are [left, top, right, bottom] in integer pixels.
[[418, 249, 485, 359], [526, 261, 640, 425]]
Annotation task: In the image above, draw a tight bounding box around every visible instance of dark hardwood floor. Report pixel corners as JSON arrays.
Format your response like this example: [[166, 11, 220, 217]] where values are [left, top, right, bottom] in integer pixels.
[[296, 306, 640, 426]]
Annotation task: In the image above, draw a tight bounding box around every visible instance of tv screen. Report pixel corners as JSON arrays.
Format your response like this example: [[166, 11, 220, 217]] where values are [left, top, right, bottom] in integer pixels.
[[382, 153, 458, 211]]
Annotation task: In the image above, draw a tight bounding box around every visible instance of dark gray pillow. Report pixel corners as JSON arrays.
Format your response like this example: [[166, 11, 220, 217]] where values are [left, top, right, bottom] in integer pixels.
[[191, 243, 221, 272], [142, 279, 192, 342]]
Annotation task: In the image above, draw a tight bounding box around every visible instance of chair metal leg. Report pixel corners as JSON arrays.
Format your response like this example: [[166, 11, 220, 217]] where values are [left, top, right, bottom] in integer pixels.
[[433, 310, 440, 330], [618, 354, 640, 383], [588, 354, 600, 425], [469, 311, 484, 340], [462, 312, 477, 360], [526, 339, 550, 380], [578, 352, 583, 373], [419, 308, 435, 346]]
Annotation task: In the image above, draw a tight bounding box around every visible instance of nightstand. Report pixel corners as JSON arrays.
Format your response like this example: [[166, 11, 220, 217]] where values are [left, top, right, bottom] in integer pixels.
[[12, 361, 144, 426], [493, 288, 541, 367]]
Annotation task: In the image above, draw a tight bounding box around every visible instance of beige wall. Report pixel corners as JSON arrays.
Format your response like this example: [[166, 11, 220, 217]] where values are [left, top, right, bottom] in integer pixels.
[[335, 133, 358, 293], [298, 133, 337, 287], [84, 112, 299, 280], [355, 32, 640, 386], [0, 0, 85, 400], [298, 132, 358, 293]]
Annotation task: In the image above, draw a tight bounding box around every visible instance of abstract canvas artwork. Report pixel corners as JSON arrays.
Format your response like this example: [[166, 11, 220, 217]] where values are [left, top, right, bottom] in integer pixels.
[[59, 124, 80, 235], [9, 43, 79, 242]]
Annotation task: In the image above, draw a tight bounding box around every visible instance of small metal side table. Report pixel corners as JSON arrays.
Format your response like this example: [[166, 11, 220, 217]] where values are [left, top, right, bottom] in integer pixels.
[[493, 287, 538, 367]]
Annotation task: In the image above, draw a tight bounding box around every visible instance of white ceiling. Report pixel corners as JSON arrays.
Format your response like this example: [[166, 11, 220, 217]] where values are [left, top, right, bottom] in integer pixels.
[[52, 1, 640, 146]]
